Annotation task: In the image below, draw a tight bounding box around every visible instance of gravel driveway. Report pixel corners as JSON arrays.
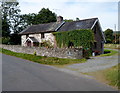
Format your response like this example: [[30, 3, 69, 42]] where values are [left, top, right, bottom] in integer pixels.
[[67, 54, 118, 73], [54, 49, 118, 74]]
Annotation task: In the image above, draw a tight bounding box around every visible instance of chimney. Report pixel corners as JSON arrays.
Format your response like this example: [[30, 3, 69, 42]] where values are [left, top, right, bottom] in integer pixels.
[[57, 16, 63, 23]]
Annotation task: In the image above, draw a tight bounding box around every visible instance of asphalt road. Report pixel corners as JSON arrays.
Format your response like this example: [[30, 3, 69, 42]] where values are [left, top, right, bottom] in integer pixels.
[[2, 54, 116, 91]]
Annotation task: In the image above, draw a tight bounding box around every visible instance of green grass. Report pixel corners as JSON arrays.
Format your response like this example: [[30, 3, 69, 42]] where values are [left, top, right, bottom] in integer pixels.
[[105, 64, 120, 89], [84, 64, 120, 89], [0, 48, 86, 65], [98, 49, 118, 57]]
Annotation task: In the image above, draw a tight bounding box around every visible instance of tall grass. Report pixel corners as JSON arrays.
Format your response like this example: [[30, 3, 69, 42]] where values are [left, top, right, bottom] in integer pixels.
[[105, 64, 120, 89]]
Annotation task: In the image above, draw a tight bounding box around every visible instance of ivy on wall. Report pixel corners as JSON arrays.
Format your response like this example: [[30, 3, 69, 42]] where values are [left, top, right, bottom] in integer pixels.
[[53, 29, 94, 50]]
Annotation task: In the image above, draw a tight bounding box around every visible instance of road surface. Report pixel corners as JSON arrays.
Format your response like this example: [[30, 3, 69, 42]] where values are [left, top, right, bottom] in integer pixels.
[[2, 54, 116, 91]]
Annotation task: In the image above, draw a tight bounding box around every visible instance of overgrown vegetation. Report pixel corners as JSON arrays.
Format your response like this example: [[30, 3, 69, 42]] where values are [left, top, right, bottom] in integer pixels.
[[53, 29, 94, 58], [0, 48, 86, 65], [105, 64, 120, 89], [85, 64, 120, 89], [40, 40, 53, 48], [53, 29, 94, 49]]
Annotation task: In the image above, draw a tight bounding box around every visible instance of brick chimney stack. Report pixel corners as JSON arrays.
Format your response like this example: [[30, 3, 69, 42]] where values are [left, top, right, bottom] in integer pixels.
[[57, 16, 63, 23]]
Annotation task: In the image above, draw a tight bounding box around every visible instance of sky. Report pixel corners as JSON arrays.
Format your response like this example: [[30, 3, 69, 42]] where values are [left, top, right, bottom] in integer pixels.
[[18, 0, 119, 31]]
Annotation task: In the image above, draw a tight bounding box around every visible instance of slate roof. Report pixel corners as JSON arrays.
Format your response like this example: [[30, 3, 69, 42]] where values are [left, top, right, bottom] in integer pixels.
[[28, 37, 39, 42], [19, 18, 98, 35], [57, 18, 98, 32], [19, 22, 63, 35]]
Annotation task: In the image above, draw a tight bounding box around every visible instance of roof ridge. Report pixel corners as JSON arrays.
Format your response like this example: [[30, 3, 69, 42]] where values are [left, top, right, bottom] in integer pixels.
[[75, 17, 98, 22]]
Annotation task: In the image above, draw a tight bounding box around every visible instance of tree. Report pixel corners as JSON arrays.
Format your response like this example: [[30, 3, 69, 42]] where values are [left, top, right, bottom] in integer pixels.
[[1, 0, 22, 44], [34, 8, 57, 24], [20, 8, 57, 27], [104, 29, 114, 43], [2, 1, 21, 33]]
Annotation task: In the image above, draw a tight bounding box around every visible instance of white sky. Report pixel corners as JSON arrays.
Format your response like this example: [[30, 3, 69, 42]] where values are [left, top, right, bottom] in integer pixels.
[[18, 0, 119, 31]]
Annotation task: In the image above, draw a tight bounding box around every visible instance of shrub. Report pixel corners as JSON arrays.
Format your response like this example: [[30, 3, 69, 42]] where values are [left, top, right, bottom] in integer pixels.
[[33, 51, 37, 56], [83, 49, 92, 59], [40, 40, 53, 48], [1, 37, 10, 44]]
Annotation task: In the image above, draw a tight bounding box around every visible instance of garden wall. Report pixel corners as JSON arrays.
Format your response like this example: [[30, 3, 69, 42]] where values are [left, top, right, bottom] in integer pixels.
[[0, 45, 83, 59]]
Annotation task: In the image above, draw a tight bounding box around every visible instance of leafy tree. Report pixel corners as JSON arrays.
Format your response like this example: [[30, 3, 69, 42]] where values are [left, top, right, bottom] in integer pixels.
[[1, 0, 22, 44], [104, 29, 114, 43], [33, 8, 57, 24], [20, 8, 57, 27], [2, 1, 21, 33]]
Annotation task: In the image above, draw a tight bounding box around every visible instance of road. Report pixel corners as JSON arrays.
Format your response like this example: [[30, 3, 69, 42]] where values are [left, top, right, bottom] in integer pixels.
[[2, 54, 116, 91]]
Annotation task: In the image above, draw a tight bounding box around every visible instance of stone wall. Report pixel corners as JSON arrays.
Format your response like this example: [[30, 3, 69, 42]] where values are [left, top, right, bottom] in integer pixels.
[[1, 45, 83, 59]]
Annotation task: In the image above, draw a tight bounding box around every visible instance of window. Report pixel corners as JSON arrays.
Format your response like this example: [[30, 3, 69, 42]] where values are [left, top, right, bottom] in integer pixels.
[[41, 33, 45, 39]]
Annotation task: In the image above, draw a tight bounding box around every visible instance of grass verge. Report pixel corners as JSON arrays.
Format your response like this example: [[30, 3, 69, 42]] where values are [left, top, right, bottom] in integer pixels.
[[98, 49, 118, 57], [105, 64, 120, 89], [0, 48, 86, 65], [85, 64, 120, 89]]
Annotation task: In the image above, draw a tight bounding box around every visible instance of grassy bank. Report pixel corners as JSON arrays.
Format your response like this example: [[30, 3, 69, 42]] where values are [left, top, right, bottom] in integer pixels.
[[85, 64, 120, 89], [105, 64, 120, 89], [98, 49, 118, 57], [0, 48, 86, 65]]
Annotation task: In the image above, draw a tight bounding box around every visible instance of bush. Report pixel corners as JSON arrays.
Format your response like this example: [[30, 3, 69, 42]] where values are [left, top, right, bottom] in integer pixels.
[[40, 40, 53, 48], [1, 37, 10, 44], [83, 49, 92, 59], [33, 51, 37, 56]]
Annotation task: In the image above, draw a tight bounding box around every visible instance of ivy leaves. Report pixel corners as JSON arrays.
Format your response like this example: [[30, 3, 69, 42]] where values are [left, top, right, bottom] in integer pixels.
[[53, 29, 94, 49]]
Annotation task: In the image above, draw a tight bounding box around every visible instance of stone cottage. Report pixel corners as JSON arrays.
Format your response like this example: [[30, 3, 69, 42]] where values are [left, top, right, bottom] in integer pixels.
[[19, 16, 106, 54]]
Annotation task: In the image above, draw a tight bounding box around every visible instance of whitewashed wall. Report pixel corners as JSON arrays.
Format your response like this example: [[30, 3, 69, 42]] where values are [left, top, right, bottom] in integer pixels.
[[21, 33, 56, 46]]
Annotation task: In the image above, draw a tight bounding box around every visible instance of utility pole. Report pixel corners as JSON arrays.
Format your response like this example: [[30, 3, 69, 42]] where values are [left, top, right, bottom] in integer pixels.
[[114, 24, 116, 44]]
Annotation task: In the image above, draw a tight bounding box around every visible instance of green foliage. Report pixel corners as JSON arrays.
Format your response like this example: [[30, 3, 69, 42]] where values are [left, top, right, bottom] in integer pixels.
[[104, 49, 110, 54], [64, 19, 74, 22], [98, 49, 118, 57], [21, 8, 57, 26], [1, 37, 10, 44], [83, 49, 92, 59], [1, 48, 86, 65], [36, 8, 56, 24], [2, 1, 21, 34], [33, 51, 37, 56], [104, 29, 114, 43], [40, 40, 53, 48], [1, 1, 23, 45], [53, 29, 94, 49]]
